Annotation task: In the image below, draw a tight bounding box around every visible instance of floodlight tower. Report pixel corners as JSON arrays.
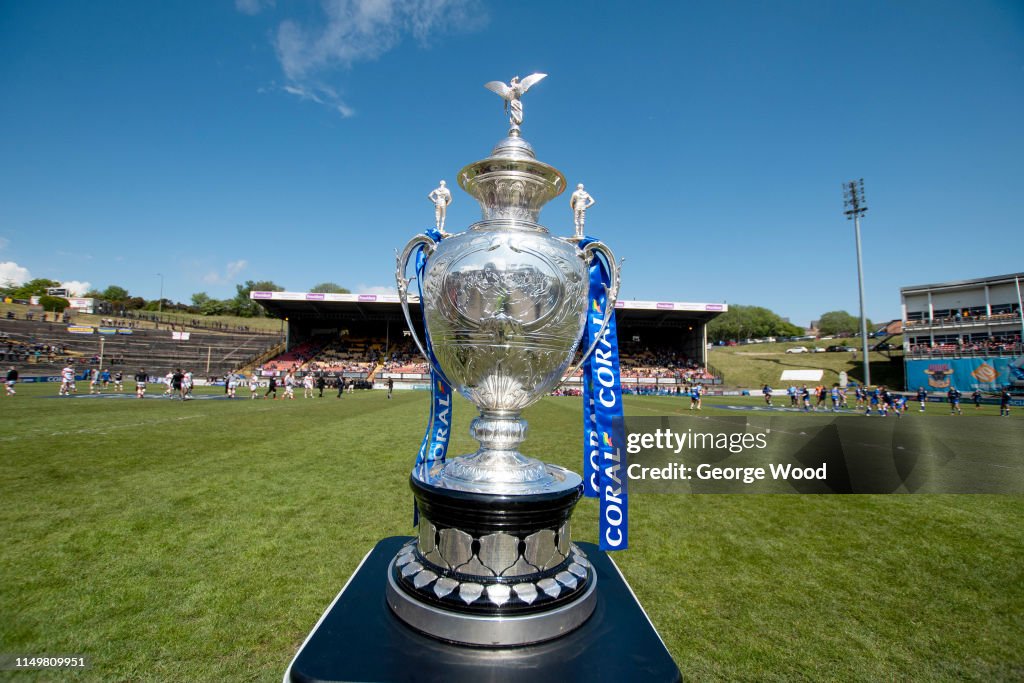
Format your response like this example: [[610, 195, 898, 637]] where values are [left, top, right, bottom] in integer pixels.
[[843, 178, 870, 386]]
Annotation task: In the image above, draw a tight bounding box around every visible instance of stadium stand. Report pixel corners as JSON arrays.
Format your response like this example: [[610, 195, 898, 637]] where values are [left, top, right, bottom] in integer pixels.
[[0, 317, 280, 379], [907, 337, 1022, 359], [248, 292, 727, 386]]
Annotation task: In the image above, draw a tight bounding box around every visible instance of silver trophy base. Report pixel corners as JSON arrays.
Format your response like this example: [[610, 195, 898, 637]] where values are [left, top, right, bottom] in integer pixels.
[[385, 468, 596, 647], [385, 558, 597, 647]]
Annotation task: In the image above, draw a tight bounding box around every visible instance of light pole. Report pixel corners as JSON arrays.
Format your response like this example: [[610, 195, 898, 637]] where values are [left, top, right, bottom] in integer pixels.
[[843, 178, 870, 386], [157, 273, 164, 314]]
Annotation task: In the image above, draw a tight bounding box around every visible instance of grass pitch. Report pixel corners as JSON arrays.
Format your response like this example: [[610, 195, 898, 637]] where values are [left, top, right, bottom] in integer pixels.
[[1, 384, 1021, 681]]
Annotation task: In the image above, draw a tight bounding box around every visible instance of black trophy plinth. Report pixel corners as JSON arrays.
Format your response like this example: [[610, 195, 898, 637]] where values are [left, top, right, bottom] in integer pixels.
[[285, 536, 682, 683], [385, 474, 596, 646]]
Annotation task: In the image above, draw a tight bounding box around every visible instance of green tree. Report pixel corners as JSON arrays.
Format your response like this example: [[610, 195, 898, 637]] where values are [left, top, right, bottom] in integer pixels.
[[309, 282, 351, 294], [817, 310, 871, 337], [142, 298, 171, 312], [191, 292, 228, 316], [778, 321, 804, 338], [232, 280, 284, 318], [201, 298, 228, 316], [38, 295, 70, 313], [707, 304, 799, 343], [10, 278, 62, 299], [101, 285, 130, 302]]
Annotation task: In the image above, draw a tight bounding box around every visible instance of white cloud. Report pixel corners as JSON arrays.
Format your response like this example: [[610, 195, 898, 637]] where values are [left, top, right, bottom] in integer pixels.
[[61, 280, 92, 297], [203, 259, 249, 285], [235, 0, 274, 16], [0, 261, 31, 286], [271, 0, 486, 116], [282, 83, 355, 117], [357, 284, 397, 296], [226, 259, 248, 279]]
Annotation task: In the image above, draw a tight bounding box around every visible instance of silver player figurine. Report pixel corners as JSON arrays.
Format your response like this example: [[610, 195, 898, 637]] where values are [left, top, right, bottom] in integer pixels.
[[570, 183, 595, 239], [427, 180, 452, 235], [484, 73, 547, 135]]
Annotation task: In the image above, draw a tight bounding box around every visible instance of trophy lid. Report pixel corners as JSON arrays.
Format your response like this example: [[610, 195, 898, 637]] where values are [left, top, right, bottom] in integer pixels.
[[457, 74, 566, 226], [457, 135, 566, 225]]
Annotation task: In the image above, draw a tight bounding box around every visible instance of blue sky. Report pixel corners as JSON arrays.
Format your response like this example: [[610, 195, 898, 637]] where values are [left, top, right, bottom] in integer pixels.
[[1, 0, 1021, 326]]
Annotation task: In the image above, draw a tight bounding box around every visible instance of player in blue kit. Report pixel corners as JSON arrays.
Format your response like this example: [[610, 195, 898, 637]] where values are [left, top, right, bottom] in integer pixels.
[[947, 387, 963, 415], [916, 386, 927, 412], [865, 387, 880, 416], [894, 394, 907, 418]]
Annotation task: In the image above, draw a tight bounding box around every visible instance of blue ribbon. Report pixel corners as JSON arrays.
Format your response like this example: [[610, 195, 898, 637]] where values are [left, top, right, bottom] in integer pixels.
[[411, 231, 454, 524], [580, 237, 628, 551]]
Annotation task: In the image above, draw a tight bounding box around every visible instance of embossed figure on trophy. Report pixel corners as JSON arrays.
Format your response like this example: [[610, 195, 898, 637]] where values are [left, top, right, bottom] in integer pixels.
[[428, 180, 452, 235], [484, 73, 547, 136], [570, 183, 595, 240]]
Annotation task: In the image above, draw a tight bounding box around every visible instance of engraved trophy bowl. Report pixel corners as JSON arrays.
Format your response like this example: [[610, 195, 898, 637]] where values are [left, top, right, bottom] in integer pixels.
[[387, 79, 619, 647]]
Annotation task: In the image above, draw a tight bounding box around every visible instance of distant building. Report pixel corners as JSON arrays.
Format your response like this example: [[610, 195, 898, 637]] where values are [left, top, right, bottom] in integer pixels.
[[901, 273, 1024, 392]]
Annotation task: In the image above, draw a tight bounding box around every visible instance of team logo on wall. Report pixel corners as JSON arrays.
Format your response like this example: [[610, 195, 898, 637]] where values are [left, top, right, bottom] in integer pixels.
[[924, 363, 953, 389], [971, 363, 998, 384]]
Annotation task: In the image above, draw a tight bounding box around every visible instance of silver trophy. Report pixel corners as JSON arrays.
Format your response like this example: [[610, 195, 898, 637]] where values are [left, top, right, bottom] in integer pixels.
[[389, 75, 619, 646]]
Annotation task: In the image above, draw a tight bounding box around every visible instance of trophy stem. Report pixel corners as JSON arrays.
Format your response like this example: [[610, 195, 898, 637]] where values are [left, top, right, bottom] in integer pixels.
[[436, 411, 560, 492], [470, 411, 527, 454]]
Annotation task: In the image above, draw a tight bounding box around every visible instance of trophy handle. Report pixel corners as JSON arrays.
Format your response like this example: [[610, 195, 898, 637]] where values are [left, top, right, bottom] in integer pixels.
[[561, 241, 622, 386], [396, 234, 444, 375]]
